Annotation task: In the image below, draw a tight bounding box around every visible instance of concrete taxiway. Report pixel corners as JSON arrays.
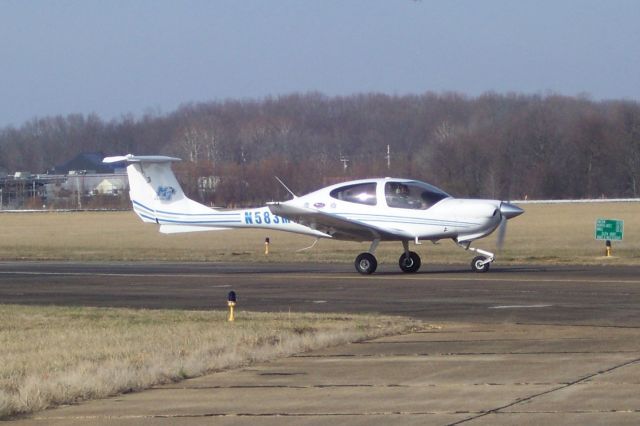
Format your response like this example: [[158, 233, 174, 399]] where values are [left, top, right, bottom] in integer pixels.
[[2, 262, 640, 424]]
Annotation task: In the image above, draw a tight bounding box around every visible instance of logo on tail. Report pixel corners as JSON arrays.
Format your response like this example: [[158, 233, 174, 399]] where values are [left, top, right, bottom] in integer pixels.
[[156, 186, 176, 201]]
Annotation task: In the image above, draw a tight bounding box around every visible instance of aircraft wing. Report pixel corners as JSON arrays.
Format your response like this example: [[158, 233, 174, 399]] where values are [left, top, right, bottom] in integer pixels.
[[159, 225, 231, 234], [267, 202, 407, 241]]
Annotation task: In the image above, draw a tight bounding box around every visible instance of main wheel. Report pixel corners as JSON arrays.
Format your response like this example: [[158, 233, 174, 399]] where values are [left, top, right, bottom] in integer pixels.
[[355, 252, 378, 275], [398, 251, 421, 273], [471, 256, 490, 273]]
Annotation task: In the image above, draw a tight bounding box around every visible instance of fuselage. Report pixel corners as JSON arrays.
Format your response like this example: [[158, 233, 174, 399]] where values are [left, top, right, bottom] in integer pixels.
[[267, 177, 510, 243], [131, 175, 521, 244]]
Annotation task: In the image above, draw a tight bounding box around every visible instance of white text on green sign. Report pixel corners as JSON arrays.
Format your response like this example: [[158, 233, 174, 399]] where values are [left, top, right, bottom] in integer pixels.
[[595, 219, 624, 241]]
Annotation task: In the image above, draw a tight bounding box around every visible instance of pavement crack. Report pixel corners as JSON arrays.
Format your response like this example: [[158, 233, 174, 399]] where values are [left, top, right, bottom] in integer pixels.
[[448, 356, 640, 425], [358, 338, 591, 344], [28, 408, 640, 421], [439, 351, 640, 355], [500, 409, 640, 414], [516, 322, 640, 330], [295, 350, 639, 358], [157, 384, 416, 390], [50, 411, 482, 419]]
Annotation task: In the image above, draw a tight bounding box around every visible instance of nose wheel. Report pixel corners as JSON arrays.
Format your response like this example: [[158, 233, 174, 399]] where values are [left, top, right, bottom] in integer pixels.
[[471, 256, 490, 273]]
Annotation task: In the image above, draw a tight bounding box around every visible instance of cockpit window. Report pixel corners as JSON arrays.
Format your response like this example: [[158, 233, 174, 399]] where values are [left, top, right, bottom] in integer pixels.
[[330, 182, 377, 206], [385, 181, 449, 210]]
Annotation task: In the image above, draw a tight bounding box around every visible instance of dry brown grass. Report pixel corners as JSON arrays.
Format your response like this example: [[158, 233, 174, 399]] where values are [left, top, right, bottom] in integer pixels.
[[0, 203, 639, 265], [0, 304, 421, 419], [495, 202, 640, 264]]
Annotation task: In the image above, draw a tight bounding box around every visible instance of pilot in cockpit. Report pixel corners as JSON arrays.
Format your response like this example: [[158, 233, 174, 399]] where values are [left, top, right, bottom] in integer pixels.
[[395, 183, 409, 197], [392, 183, 411, 207]]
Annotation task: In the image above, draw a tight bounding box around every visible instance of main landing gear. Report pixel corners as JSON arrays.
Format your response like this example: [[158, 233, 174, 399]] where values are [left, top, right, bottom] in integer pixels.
[[398, 240, 420, 273], [355, 239, 380, 274], [354, 240, 422, 275], [355, 252, 377, 275]]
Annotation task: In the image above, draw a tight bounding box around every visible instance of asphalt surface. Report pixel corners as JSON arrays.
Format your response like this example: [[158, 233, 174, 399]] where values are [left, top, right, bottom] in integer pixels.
[[2, 261, 640, 425], [1, 261, 640, 325]]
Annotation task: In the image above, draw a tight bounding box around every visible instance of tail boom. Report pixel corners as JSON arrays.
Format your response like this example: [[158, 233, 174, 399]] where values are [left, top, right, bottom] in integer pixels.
[[104, 154, 329, 238]]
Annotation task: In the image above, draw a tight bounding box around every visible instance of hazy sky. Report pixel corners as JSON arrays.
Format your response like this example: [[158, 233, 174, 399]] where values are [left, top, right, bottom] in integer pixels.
[[1, 0, 639, 127]]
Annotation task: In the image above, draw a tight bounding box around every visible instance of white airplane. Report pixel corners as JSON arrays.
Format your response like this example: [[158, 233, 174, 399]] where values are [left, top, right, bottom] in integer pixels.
[[104, 154, 523, 274]]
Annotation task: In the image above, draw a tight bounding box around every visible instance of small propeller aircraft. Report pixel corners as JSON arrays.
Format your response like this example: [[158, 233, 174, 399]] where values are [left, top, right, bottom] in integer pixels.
[[104, 155, 523, 274]]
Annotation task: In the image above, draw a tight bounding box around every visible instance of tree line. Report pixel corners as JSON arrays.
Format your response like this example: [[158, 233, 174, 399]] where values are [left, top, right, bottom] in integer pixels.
[[1, 92, 639, 206]]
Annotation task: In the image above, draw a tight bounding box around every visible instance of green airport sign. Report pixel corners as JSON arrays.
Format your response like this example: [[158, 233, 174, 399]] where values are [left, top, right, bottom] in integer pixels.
[[595, 218, 624, 241]]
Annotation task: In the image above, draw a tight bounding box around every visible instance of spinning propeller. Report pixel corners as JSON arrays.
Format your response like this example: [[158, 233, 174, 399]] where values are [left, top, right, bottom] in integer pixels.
[[496, 202, 523, 251]]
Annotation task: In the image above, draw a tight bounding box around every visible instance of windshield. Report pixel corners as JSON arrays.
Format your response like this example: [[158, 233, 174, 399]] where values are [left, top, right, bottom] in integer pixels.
[[385, 181, 449, 210]]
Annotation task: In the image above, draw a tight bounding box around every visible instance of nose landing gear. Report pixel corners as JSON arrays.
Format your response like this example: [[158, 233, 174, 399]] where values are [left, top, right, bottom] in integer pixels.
[[459, 242, 494, 273]]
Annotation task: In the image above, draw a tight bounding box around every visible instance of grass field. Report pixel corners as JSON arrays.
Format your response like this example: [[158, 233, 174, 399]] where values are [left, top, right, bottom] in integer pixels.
[[1, 202, 639, 265], [0, 305, 421, 419], [0, 204, 636, 417]]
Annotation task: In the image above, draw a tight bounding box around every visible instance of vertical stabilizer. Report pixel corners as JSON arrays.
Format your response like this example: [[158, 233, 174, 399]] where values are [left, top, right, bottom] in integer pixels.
[[103, 154, 212, 223]]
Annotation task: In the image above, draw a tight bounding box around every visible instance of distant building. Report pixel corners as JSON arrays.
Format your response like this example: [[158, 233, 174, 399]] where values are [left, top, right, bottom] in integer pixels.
[[53, 152, 125, 175], [47, 152, 128, 207], [95, 178, 125, 195], [0, 173, 64, 209], [0, 152, 129, 210]]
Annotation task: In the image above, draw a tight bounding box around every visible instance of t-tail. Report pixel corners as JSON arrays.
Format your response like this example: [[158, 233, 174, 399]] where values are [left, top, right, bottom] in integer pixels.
[[103, 155, 213, 227], [103, 154, 328, 237]]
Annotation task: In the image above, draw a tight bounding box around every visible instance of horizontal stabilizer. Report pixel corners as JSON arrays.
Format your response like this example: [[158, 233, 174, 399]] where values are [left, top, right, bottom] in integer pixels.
[[159, 225, 231, 234], [103, 154, 181, 164]]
